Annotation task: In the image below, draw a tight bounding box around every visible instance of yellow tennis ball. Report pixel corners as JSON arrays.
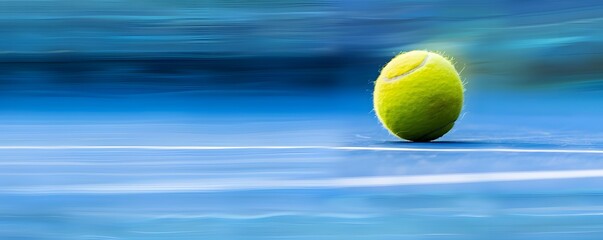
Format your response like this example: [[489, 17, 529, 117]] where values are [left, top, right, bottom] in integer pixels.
[[373, 50, 463, 142]]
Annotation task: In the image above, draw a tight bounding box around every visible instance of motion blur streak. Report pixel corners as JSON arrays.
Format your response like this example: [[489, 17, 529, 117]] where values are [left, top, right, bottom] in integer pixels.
[[0, 0, 602, 99], [6, 169, 603, 194]]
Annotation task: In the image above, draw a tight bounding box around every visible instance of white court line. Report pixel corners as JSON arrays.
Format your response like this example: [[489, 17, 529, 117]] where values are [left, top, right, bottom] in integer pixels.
[[6, 169, 603, 194], [0, 145, 600, 154]]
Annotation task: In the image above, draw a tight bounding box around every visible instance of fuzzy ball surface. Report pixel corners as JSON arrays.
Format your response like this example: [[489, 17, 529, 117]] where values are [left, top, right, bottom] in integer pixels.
[[373, 50, 464, 142]]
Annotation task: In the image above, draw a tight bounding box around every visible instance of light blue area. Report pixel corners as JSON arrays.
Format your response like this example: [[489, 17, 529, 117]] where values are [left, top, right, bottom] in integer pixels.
[[0, 92, 603, 239]]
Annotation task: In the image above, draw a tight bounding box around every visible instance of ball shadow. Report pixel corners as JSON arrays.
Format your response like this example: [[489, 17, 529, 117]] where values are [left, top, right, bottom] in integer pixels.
[[383, 140, 488, 145], [381, 139, 566, 149]]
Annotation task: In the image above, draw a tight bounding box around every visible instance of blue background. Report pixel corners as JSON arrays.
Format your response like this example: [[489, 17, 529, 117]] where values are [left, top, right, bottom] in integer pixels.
[[1, 1, 603, 239]]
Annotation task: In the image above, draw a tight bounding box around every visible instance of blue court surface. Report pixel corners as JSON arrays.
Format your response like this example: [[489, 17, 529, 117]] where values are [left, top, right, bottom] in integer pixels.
[[1, 91, 603, 240]]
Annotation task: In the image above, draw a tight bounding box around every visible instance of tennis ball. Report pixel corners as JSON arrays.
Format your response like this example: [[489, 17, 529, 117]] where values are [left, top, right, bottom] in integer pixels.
[[373, 50, 463, 142]]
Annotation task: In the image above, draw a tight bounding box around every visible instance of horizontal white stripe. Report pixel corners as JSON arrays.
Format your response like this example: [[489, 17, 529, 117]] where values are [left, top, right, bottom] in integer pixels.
[[4, 169, 603, 194], [0, 145, 599, 154]]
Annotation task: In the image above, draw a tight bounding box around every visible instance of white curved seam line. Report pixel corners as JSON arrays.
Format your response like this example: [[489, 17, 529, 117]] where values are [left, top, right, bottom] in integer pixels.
[[382, 53, 430, 82]]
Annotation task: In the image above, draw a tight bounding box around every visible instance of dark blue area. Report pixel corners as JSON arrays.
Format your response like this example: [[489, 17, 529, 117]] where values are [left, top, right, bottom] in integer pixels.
[[0, 0, 602, 99]]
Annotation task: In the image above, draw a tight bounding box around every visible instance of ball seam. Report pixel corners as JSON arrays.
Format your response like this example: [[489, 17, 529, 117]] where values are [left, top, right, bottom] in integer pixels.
[[382, 53, 431, 83]]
